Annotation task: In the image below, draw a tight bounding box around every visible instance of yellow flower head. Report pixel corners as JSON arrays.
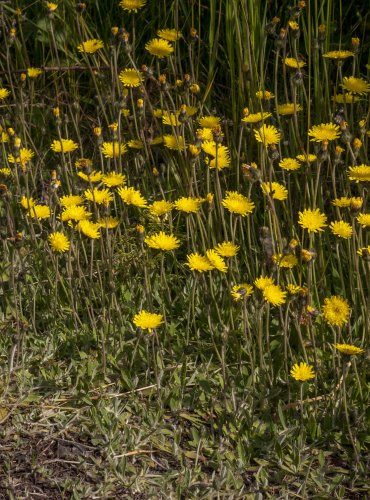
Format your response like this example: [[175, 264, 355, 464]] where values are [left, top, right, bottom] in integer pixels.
[[174, 197, 203, 213], [283, 57, 306, 68], [256, 90, 275, 100], [205, 249, 228, 273], [333, 93, 360, 104], [242, 111, 272, 124], [276, 102, 303, 115], [27, 68, 42, 78], [60, 205, 92, 222], [101, 142, 127, 158], [28, 205, 51, 220], [254, 124, 280, 146], [77, 220, 101, 239], [322, 296, 350, 327], [296, 153, 317, 163], [102, 172, 126, 188], [308, 123, 340, 142], [186, 253, 214, 272], [214, 241, 240, 258], [163, 134, 186, 150], [261, 181, 288, 201], [48, 232, 70, 253], [298, 208, 327, 233], [50, 139, 78, 153], [348, 164, 370, 182], [117, 186, 147, 207], [329, 220, 353, 239], [148, 200, 174, 217], [0, 88, 10, 100], [323, 50, 354, 59], [97, 216, 120, 229], [222, 191, 255, 216], [119, 69, 143, 88], [162, 112, 181, 127], [8, 148, 34, 166], [60, 194, 84, 207], [341, 76, 370, 95], [133, 311, 163, 332], [157, 29, 182, 41], [356, 213, 370, 228], [263, 284, 287, 306], [144, 231, 180, 251], [332, 197, 351, 208], [231, 284, 253, 301], [84, 188, 113, 206], [145, 38, 174, 58], [128, 139, 144, 149], [272, 254, 298, 268], [77, 39, 104, 54], [47, 2, 58, 11], [20, 196, 36, 209], [334, 344, 364, 355], [120, 0, 146, 11], [0, 167, 11, 176], [78, 171, 103, 183], [290, 362, 315, 382], [254, 276, 274, 290], [198, 116, 221, 128], [279, 157, 301, 171]]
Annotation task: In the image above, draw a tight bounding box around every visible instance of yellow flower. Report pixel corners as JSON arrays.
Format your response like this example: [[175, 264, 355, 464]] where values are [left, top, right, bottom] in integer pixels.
[[133, 310, 163, 332], [48, 232, 70, 253], [350, 197, 363, 210], [162, 112, 181, 127], [329, 220, 353, 239], [331, 197, 351, 208], [322, 296, 350, 327], [296, 153, 317, 163], [8, 148, 34, 166], [357, 246, 370, 257], [256, 90, 275, 100], [333, 93, 360, 104], [127, 139, 144, 149], [242, 112, 272, 124], [186, 253, 214, 272], [157, 29, 182, 41], [75, 158, 92, 169], [214, 241, 240, 257], [144, 231, 180, 251], [148, 200, 174, 217], [118, 186, 147, 207], [254, 276, 274, 290], [28, 205, 51, 220], [231, 284, 253, 301], [276, 103, 303, 115], [272, 254, 298, 268], [341, 76, 370, 95], [78, 171, 103, 183], [0, 88, 10, 100], [283, 57, 306, 68], [60, 194, 84, 207], [222, 191, 255, 216], [0, 167, 11, 176], [198, 116, 221, 128], [174, 197, 203, 213], [97, 216, 120, 229], [84, 188, 113, 206], [298, 208, 327, 233], [197, 128, 214, 140], [288, 21, 299, 30], [77, 39, 104, 54], [119, 0, 146, 12], [102, 172, 126, 188], [308, 123, 340, 142], [261, 181, 288, 201], [101, 142, 127, 158], [27, 67, 42, 78], [163, 134, 186, 150], [50, 139, 78, 153], [279, 157, 301, 171], [205, 249, 228, 273], [77, 220, 101, 239], [356, 213, 370, 228], [290, 362, 315, 382], [46, 2, 58, 11], [254, 124, 280, 146], [1, 132, 9, 143], [20, 196, 36, 209], [60, 205, 92, 222], [348, 164, 370, 182], [323, 50, 354, 59], [119, 69, 143, 87], [286, 284, 303, 295], [263, 284, 287, 306], [145, 38, 174, 58], [334, 344, 364, 355]]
